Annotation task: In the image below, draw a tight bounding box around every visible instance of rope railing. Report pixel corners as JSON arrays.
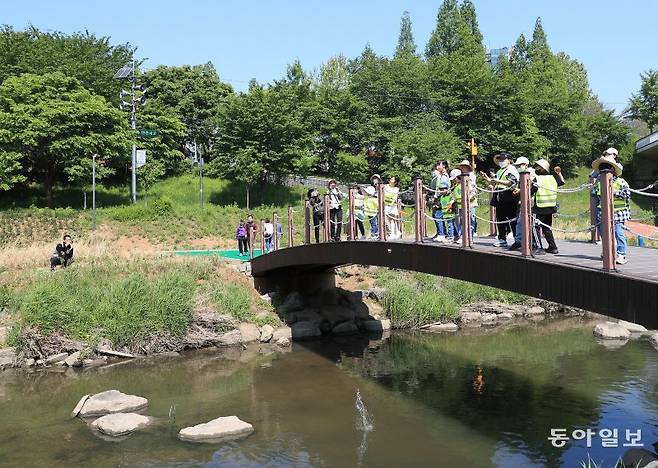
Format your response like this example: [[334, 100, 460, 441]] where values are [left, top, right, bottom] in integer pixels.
[[534, 217, 599, 233], [474, 185, 514, 194], [554, 209, 591, 218], [622, 225, 658, 242], [628, 187, 658, 197], [473, 213, 518, 225]]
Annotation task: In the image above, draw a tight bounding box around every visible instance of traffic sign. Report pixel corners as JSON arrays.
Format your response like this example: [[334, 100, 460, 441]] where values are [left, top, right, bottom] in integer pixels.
[[137, 129, 159, 137]]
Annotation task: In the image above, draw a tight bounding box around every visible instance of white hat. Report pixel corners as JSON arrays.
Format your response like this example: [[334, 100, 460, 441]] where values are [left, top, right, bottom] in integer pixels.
[[449, 169, 462, 180], [457, 159, 473, 170], [370, 173, 382, 183], [603, 147, 619, 157], [364, 186, 376, 196], [533, 159, 550, 173], [592, 155, 623, 176], [514, 156, 529, 166]]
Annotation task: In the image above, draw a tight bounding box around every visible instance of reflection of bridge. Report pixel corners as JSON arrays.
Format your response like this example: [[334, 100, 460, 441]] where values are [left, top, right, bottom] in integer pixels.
[[251, 172, 658, 329]]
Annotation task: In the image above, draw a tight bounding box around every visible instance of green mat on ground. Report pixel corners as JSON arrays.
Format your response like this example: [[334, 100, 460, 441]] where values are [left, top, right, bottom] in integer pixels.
[[173, 249, 262, 261]]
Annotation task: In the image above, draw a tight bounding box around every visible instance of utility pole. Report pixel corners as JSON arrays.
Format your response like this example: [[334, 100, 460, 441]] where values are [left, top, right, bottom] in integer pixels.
[[114, 50, 147, 204]]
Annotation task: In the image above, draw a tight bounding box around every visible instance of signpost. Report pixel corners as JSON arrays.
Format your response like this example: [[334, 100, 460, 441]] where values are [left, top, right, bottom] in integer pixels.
[[135, 149, 147, 168], [137, 129, 159, 137]]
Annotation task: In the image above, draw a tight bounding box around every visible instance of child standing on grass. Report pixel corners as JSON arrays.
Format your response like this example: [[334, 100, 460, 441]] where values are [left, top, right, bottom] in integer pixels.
[[236, 220, 248, 256]]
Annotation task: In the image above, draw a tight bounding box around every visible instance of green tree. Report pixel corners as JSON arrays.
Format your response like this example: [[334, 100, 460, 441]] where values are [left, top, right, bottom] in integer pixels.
[[141, 63, 233, 157], [425, 0, 461, 58], [509, 33, 529, 73], [527, 18, 550, 62], [0, 151, 24, 190], [334, 151, 369, 183], [385, 114, 463, 186], [0, 26, 133, 103], [395, 11, 417, 58], [628, 69, 658, 132], [460, 0, 483, 46], [0, 72, 129, 205]]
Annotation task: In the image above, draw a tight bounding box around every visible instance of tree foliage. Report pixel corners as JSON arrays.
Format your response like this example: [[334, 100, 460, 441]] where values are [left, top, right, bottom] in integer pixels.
[[628, 69, 658, 132], [0, 72, 129, 204], [395, 11, 417, 58]]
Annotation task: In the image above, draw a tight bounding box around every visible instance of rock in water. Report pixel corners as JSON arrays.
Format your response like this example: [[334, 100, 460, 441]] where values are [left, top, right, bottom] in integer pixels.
[[427, 323, 459, 332], [272, 326, 292, 341], [178, 416, 254, 443], [650, 333, 658, 350], [291, 322, 322, 340], [259, 325, 274, 343], [45, 353, 69, 365], [524, 306, 545, 316], [0, 347, 16, 370], [91, 413, 152, 437], [279, 292, 304, 313], [360, 319, 391, 332], [617, 320, 648, 334], [78, 390, 148, 418], [71, 395, 90, 418], [275, 337, 290, 347], [331, 321, 358, 335], [64, 351, 82, 367], [593, 322, 632, 340], [238, 323, 260, 343]]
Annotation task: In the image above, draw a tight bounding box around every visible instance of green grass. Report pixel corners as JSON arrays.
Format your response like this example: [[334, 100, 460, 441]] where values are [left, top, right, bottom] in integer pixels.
[[374, 269, 527, 328], [7, 256, 278, 351]]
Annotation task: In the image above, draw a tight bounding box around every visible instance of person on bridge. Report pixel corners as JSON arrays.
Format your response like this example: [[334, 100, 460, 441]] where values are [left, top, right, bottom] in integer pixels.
[[438, 179, 456, 242], [430, 161, 450, 241], [327, 179, 345, 242], [384, 176, 401, 239], [591, 155, 631, 265], [479, 153, 519, 248], [352, 186, 367, 239], [307, 188, 323, 243], [363, 185, 379, 238], [509, 159, 564, 254]]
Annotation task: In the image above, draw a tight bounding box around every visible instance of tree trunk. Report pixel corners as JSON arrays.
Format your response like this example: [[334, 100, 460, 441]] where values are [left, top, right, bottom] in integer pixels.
[[44, 168, 54, 208]]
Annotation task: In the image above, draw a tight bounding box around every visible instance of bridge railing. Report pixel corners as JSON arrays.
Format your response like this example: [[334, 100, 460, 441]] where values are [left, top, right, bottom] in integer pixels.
[[259, 168, 654, 273]]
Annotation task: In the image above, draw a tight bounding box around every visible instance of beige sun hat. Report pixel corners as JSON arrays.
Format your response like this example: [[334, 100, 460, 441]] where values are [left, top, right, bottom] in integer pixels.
[[592, 155, 623, 176], [603, 147, 619, 157], [534, 159, 550, 173], [457, 159, 473, 170]]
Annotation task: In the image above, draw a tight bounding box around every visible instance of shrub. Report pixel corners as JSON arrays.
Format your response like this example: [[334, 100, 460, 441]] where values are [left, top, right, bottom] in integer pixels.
[[210, 282, 253, 321]]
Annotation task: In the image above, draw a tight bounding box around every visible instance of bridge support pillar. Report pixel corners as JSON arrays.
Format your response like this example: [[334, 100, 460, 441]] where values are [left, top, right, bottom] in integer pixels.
[[253, 270, 336, 296]]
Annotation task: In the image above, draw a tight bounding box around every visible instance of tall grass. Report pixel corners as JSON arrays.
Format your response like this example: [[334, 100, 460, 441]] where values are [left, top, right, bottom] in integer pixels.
[[375, 269, 527, 328]]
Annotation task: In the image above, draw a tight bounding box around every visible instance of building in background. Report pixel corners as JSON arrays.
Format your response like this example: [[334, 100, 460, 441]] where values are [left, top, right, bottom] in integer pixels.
[[633, 130, 658, 191], [486, 47, 509, 67]]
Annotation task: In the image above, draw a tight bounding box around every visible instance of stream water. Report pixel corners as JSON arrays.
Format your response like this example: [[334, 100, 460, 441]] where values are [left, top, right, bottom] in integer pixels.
[[1, 318, 657, 467]]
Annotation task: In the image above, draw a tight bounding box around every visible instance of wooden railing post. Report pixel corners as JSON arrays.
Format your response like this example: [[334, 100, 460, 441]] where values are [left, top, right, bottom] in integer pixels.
[[377, 183, 386, 241], [348, 187, 356, 241], [489, 193, 497, 237], [260, 220, 265, 255], [414, 177, 423, 243], [304, 201, 311, 245], [272, 212, 279, 251], [249, 224, 255, 260], [599, 170, 615, 271], [421, 189, 427, 239], [287, 206, 294, 248], [397, 199, 403, 238], [323, 194, 330, 242], [519, 171, 532, 257], [460, 174, 473, 249]]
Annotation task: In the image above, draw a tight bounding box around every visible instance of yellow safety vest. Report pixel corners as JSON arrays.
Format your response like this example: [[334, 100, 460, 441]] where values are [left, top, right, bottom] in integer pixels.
[[383, 186, 398, 206], [364, 196, 378, 217], [534, 175, 558, 208], [353, 193, 365, 220], [495, 166, 511, 190], [596, 178, 629, 212], [440, 193, 455, 220]]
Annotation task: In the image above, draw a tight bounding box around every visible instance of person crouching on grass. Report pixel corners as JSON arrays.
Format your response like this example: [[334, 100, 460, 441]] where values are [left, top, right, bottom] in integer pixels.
[[50, 234, 74, 271]]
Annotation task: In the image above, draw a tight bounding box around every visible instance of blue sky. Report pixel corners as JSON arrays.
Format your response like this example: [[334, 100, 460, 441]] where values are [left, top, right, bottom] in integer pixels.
[[4, 1, 656, 111]]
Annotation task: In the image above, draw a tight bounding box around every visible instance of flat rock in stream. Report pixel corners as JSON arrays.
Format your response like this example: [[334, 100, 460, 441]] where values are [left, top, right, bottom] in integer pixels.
[[426, 323, 459, 332], [650, 333, 658, 350], [91, 413, 153, 437], [178, 416, 254, 443], [593, 322, 632, 340], [617, 320, 648, 334], [0, 347, 16, 369], [78, 390, 148, 418]]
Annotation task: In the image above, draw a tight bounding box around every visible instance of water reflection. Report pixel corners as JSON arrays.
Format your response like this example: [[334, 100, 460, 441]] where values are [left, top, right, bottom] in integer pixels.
[[0, 319, 656, 467]]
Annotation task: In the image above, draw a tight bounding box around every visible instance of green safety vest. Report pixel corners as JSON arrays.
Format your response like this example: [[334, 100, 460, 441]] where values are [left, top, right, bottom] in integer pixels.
[[353, 194, 365, 221], [596, 178, 629, 212], [440, 193, 455, 220], [383, 186, 398, 205], [495, 166, 511, 190], [534, 175, 558, 208], [453, 185, 463, 209], [364, 196, 378, 217]]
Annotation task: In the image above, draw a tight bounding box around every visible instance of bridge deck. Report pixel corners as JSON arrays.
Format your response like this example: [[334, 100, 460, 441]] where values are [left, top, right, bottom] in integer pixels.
[[251, 236, 658, 328]]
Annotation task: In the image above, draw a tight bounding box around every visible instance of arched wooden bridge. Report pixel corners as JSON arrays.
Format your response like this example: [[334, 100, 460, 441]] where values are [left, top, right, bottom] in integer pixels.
[[251, 237, 658, 329]]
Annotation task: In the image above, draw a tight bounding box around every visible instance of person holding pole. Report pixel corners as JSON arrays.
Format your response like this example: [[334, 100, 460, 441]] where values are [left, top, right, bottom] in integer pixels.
[[363, 185, 379, 238], [479, 153, 519, 248]]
